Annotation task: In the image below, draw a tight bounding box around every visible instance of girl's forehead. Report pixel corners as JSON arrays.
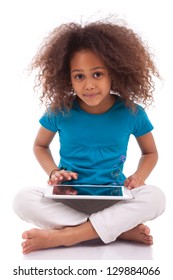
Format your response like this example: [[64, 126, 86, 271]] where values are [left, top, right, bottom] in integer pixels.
[[70, 49, 106, 69]]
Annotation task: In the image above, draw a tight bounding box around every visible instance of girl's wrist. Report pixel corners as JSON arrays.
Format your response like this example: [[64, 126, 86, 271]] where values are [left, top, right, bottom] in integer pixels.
[[49, 167, 67, 180], [49, 168, 60, 180]]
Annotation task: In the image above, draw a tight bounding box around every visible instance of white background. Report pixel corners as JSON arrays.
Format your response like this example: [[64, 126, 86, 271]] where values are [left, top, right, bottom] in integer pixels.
[[0, 0, 172, 277]]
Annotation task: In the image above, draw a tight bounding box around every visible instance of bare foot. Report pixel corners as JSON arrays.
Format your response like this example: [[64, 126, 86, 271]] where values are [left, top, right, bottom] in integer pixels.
[[21, 221, 98, 254], [118, 224, 153, 245], [21, 228, 65, 254]]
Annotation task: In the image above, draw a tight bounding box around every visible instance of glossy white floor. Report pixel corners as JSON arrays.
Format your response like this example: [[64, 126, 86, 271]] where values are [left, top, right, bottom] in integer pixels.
[[4, 194, 169, 261]]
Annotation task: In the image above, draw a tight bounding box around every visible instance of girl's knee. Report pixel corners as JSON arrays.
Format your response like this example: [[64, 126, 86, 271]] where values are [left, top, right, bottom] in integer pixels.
[[143, 185, 166, 215], [13, 187, 43, 217], [133, 185, 166, 216], [149, 185, 165, 203]]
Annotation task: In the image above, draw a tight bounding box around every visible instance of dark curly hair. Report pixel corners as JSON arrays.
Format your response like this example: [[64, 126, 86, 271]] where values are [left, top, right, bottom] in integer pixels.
[[30, 19, 160, 112]]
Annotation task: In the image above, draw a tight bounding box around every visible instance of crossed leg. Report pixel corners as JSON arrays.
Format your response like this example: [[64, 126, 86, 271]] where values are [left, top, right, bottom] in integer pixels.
[[15, 185, 165, 254], [22, 221, 152, 254]]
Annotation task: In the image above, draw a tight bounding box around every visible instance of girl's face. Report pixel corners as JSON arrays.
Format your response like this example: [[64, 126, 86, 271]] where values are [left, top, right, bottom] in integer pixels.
[[70, 49, 115, 114]]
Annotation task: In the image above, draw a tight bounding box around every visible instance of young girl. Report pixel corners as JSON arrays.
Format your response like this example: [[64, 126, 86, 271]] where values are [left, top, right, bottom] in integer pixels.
[[13, 20, 166, 254]]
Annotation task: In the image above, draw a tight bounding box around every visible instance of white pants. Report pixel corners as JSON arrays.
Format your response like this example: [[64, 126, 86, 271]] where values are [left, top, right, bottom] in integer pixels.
[[13, 185, 166, 244]]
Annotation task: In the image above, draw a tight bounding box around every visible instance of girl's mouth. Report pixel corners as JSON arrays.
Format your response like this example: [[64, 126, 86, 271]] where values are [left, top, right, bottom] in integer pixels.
[[83, 93, 99, 98]]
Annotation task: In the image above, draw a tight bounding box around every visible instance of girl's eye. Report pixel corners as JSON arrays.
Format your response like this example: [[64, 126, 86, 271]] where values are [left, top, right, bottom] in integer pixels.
[[75, 74, 84, 80], [93, 72, 103, 78]]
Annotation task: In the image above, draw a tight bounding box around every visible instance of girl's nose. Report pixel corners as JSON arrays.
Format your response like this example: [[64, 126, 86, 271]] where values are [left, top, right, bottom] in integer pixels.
[[84, 78, 96, 90]]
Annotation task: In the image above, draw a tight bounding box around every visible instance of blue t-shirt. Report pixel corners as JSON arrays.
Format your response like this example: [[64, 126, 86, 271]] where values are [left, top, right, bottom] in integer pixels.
[[39, 98, 153, 188]]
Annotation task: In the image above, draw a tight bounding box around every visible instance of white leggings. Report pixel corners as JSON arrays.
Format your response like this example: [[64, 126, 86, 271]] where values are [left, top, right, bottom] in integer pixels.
[[13, 185, 166, 244]]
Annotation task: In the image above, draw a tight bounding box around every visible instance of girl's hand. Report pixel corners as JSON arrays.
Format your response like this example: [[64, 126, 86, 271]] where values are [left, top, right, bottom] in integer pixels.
[[48, 169, 78, 186], [124, 174, 145, 190]]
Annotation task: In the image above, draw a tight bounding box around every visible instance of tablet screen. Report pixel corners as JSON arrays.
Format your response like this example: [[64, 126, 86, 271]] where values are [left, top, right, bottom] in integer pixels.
[[52, 184, 123, 196]]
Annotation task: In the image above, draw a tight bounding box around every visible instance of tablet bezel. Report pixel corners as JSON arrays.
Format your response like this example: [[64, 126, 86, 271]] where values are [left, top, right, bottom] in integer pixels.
[[44, 184, 133, 200]]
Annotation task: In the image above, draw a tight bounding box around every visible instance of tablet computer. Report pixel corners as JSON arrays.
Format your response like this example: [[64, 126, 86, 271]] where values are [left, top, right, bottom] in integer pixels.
[[44, 184, 133, 200]]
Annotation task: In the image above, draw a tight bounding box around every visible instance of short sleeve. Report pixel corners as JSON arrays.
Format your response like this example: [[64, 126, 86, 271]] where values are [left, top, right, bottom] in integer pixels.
[[39, 110, 60, 133], [132, 106, 154, 137]]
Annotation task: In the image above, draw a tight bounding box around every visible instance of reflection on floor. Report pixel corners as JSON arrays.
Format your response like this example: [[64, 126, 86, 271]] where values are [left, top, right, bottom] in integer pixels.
[[22, 239, 154, 260]]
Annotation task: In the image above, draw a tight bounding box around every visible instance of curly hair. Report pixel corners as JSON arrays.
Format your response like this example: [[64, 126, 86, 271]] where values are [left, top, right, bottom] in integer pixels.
[[30, 19, 160, 112]]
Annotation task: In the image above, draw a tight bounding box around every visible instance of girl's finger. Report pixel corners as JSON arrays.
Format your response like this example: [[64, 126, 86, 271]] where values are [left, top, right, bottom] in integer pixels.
[[68, 172, 78, 179], [59, 170, 74, 180]]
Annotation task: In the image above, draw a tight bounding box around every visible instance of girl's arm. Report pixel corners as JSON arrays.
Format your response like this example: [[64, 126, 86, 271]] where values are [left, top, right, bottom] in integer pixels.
[[33, 126, 58, 176], [33, 126, 78, 184], [124, 132, 158, 189]]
